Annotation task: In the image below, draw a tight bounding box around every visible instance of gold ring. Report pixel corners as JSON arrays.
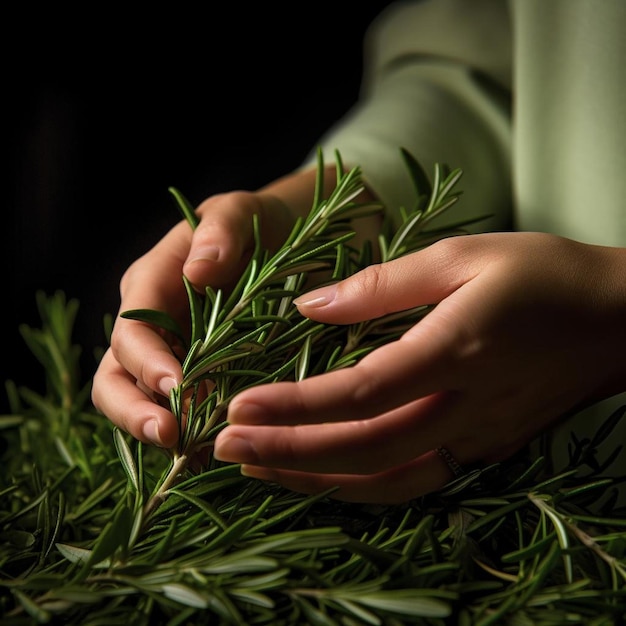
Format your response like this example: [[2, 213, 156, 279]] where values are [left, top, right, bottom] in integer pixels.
[[436, 446, 464, 478]]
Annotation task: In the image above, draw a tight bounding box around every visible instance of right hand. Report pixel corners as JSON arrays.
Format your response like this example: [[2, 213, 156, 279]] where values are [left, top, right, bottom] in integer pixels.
[[91, 189, 295, 448]]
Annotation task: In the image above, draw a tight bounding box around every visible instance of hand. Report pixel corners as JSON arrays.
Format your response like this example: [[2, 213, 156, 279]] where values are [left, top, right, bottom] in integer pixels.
[[91, 164, 374, 447], [214, 232, 626, 503], [91, 189, 295, 447]]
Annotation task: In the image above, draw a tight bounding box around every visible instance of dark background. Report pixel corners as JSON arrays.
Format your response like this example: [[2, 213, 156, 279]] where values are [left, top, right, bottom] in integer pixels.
[[4, 4, 391, 412]]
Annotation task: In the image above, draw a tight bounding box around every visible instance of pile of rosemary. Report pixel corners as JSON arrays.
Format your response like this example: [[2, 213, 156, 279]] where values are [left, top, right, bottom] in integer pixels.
[[1, 150, 625, 625]]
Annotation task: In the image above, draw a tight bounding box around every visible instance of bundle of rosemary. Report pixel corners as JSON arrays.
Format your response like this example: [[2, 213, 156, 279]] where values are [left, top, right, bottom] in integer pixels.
[[1, 150, 625, 625]]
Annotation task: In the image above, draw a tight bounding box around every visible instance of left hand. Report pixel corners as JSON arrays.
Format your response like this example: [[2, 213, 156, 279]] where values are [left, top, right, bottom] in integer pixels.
[[213, 232, 626, 503]]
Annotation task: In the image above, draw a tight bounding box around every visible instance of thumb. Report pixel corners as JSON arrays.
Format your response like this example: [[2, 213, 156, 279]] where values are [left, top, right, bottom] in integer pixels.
[[182, 192, 258, 290], [294, 238, 478, 324], [183, 191, 295, 291]]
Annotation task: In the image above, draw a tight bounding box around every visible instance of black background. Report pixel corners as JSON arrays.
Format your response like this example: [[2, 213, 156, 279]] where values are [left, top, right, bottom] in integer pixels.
[[4, 4, 391, 412]]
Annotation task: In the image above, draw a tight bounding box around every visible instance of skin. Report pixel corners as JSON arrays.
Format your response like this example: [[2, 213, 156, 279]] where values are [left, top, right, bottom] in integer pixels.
[[92, 169, 626, 505]]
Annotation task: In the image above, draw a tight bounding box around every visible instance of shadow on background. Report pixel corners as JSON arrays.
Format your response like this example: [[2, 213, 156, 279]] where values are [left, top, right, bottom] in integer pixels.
[[4, 4, 391, 412]]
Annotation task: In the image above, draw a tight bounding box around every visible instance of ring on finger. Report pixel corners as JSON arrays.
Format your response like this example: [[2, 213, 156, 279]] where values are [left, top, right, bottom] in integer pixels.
[[435, 446, 465, 478]]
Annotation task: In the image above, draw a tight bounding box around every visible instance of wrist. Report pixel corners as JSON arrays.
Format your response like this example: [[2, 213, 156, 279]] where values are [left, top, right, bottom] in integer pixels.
[[258, 164, 383, 254]]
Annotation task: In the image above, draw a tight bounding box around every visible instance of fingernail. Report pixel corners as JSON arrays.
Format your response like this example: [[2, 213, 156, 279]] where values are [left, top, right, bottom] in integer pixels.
[[294, 284, 337, 308], [214, 435, 258, 464], [241, 465, 277, 482], [143, 419, 163, 446], [186, 245, 220, 264], [158, 376, 178, 396]]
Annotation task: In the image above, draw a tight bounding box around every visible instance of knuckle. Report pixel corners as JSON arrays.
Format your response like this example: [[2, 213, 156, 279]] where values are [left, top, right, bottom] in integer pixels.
[[350, 364, 385, 409], [430, 234, 470, 257], [108, 321, 132, 357], [274, 428, 303, 466], [119, 258, 141, 295], [197, 190, 261, 223], [351, 263, 387, 300]]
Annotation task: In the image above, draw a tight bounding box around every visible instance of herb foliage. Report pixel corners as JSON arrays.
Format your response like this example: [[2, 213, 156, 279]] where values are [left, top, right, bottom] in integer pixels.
[[1, 149, 625, 625]]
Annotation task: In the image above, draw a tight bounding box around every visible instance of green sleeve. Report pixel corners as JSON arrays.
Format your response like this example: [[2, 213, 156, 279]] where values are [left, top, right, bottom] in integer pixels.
[[302, 0, 513, 233]]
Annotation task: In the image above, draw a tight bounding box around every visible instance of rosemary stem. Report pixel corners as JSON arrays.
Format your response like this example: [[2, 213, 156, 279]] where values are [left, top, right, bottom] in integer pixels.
[[143, 453, 190, 520]]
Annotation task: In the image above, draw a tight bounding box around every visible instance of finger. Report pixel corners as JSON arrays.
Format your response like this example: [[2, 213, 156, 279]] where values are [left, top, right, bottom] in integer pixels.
[[111, 241, 189, 398], [238, 449, 457, 505], [182, 193, 255, 289], [227, 325, 458, 426], [293, 235, 483, 324], [183, 192, 293, 290], [216, 392, 469, 474], [109, 320, 184, 400], [92, 349, 180, 447]]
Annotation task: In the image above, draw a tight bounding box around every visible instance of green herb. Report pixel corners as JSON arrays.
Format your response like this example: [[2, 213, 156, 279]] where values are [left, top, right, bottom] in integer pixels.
[[1, 149, 624, 625]]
